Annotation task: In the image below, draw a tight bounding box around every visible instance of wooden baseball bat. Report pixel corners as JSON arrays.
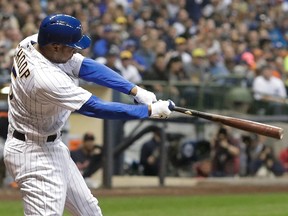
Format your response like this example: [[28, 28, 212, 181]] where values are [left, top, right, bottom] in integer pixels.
[[172, 106, 284, 140]]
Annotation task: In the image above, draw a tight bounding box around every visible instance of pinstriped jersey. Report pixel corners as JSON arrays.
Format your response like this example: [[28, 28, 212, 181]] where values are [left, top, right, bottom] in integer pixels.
[[8, 34, 92, 138]]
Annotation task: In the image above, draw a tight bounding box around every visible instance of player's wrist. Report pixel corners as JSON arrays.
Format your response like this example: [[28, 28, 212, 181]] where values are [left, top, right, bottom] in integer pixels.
[[133, 86, 157, 105], [129, 86, 137, 96], [148, 104, 152, 116]]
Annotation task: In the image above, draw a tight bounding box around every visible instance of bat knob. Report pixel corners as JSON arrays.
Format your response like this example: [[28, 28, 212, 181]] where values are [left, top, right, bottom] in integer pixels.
[[168, 100, 175, 111], [279, 128, 284, 140]]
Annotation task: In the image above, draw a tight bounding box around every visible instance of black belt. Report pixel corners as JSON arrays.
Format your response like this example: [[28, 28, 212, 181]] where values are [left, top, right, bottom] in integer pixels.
[[13, 130, 57, 142]]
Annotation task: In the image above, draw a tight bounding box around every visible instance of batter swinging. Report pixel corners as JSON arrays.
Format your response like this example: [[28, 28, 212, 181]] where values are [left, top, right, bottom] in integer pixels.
[[4, 14, 174, 216]]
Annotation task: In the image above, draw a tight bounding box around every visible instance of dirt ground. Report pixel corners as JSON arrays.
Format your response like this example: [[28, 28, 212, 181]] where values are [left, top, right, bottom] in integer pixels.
[[93, 184, 288, 197], [1, 177, 288, 200]]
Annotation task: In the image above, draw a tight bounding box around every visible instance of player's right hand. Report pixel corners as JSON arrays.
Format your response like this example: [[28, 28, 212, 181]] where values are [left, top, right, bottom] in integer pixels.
[[150, 100, 175, 119]]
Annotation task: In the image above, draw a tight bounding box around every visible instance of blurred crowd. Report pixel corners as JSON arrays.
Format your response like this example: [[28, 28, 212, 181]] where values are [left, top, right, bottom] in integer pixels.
[[138, 126, 288, 178], [1, 0, 288, 113], [1, 0, 288, 184]]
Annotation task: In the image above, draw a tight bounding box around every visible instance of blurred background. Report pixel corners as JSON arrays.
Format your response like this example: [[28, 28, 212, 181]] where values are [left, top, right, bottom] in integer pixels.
[[1, 0, 288, 190]]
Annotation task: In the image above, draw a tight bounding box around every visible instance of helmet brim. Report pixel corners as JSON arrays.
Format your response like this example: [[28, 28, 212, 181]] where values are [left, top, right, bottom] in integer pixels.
[[66, 34, 91, 50]]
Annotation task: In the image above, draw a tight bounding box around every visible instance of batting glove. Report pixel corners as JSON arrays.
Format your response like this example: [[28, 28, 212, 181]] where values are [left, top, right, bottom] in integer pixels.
[[133, 86, 157, 105], [150, 100, 175, 119]]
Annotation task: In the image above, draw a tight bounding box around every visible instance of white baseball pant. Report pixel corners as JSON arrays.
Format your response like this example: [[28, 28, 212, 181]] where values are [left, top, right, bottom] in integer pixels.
[[4, 132, 103, 216]]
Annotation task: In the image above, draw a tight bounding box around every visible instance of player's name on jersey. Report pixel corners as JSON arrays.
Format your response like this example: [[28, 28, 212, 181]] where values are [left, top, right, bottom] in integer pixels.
[[15, 47, 30, 78]]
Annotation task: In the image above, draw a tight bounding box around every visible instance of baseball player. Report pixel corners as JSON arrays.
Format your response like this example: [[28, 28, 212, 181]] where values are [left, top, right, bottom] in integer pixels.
[[4, 14, 174, 216]]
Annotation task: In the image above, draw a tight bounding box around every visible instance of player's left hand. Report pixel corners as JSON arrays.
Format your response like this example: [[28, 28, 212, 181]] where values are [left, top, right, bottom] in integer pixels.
[[150, 99, 175, 119], [133, 86, 157, 105]]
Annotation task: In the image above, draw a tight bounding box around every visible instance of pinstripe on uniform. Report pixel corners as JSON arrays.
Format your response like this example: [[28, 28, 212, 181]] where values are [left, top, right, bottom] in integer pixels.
[[4, 34, 103, 216]]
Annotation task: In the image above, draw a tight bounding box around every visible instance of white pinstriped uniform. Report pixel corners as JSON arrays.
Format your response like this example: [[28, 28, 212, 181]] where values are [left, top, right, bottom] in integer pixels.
[[4, 35, 103, 215]]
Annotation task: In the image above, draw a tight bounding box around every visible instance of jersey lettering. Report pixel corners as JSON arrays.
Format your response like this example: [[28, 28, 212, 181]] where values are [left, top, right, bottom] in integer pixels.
[[15, 48, 30, 78]]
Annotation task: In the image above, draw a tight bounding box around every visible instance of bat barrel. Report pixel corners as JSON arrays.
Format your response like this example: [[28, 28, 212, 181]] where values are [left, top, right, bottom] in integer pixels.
[[172, 106, 284, 140], [218, 117, 284, 140]]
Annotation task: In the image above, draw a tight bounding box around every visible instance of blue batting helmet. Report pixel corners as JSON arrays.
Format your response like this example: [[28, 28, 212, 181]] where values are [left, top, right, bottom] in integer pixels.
[[38, 14, 91, 49]]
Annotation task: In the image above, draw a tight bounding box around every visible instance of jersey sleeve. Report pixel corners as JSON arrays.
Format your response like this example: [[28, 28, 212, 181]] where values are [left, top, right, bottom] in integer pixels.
[[78, 58, 135, 94], [35, 69, 92, 111], [76, 95, 149, 119]]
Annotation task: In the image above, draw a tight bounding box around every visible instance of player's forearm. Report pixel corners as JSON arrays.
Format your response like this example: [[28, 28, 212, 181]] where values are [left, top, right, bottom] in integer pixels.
[[76, 95, 150, 119], [79, 58, 135, 94]]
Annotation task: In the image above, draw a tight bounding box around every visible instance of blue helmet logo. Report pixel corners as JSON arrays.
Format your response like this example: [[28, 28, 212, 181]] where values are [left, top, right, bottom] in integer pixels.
[[38, 14, 91, 49]]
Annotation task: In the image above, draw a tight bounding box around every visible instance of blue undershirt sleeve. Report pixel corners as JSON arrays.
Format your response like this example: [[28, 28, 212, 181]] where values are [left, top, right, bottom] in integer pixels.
[[79, 58, 135, 94], [76, 95, 149, 119]]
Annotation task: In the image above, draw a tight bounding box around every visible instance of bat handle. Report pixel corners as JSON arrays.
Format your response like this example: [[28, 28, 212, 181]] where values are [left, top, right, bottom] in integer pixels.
[[168, 100, 175, 111], [170, 105, 190, 114]]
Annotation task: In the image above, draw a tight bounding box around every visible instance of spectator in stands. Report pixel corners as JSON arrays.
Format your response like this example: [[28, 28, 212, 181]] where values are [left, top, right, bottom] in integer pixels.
[[71, 133, 102, 188], [104, 46, 121, 74], [193, 159, 212, 178], [167, 54, 186, 81], [206, 49, 230, 85], [163, 25, 178, 51], [180, 47, 209, 106], [185, 0, 206, 23], [134, 34, 156, 71], [144, 54, 168, 82], [0, 41, 13, 81], [166, 54, 187, 104], [246, 135, 284, 177], [115, 16, 129, 41], [279, 146, 288, 173], [166, 0, 184, 21], [118, 50, 142, 84], [140, 130, 162, 176], [92, 24, 119, 58], [154, 39, 168, 56], [143, 53, 169, 100], [135, 6, 153, 24], [189, 48, 209, 84], [174, 37, 192, 74], [211, 126, 240, 177], [145, 22, 161, 53], [252, 65, 287, 115], [240, 134, 256, 176], [121, 39, 146, 74], [127, 22, 145, 49]]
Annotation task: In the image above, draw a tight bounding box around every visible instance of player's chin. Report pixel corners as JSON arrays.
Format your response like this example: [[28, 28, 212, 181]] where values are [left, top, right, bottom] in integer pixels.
[[54, 58, 71, 64]]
